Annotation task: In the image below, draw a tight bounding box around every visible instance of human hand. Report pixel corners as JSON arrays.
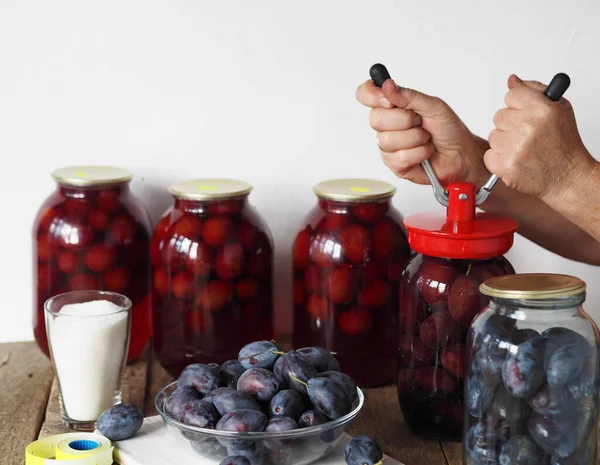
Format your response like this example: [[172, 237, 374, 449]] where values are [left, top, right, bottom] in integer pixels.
[[356, 78, 489, 186], [485, 74, 596, 202]]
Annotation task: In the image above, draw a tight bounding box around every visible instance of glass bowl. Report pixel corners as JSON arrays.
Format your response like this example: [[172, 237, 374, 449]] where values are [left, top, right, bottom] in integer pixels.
[[155, 381, 364, 464]]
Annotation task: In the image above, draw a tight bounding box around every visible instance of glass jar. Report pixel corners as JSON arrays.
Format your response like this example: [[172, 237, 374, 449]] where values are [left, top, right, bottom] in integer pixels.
[[463, 274, 599, 465], [151, 178, 273, 378], [397, 182, 518, 441], [32, 166, 152, 363], [292, 179, 410, 387]]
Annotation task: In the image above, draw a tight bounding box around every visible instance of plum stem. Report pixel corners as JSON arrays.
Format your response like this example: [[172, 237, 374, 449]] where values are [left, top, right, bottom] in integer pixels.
[[272, 350, 286, 356], [289, 375, 308, 387], [466, 262, 472, 276]]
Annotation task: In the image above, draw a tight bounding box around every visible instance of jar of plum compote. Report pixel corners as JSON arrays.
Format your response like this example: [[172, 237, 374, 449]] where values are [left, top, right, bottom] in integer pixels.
[[397, 182, 518, 441], [151, 178, 273, 378], [292, 179, 410, 388], [464, 274, 599, 465], [32, 166, 152, 362]]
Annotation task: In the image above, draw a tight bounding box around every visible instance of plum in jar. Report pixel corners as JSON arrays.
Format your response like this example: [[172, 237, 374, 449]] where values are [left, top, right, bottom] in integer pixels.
[[292, 179, 410, 387], [32, 166, 152, 362], [151, 179, 273, 378], [397, 182, 517, 441], [463, 274, 599, 465]]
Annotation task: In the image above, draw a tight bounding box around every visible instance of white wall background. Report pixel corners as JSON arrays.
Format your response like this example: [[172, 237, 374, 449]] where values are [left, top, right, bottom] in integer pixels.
[[0, 0, 598, 343]]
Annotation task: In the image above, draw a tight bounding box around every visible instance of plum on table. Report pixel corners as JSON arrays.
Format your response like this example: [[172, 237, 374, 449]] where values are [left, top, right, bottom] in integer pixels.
[[344, 435, 383, 465], [96, 403, 143, 441]]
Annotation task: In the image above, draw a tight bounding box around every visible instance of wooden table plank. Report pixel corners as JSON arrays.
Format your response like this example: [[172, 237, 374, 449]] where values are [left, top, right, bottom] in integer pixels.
[[0, 342, 54, 465], [441, 441, 462, 465], [38, 347, 151, 438]]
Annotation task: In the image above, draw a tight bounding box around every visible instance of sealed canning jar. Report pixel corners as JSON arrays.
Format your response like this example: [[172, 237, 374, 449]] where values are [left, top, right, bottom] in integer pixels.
[[32, 166, 152, 362], [152, 178, 273, 377], [397, 182, 518, 441], [464, 274, 599, 465], [292, 179, 410, 387]]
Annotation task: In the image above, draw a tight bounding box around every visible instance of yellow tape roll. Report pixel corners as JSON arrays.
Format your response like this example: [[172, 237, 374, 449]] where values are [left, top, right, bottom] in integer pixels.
[[25, 433, 113, 465]]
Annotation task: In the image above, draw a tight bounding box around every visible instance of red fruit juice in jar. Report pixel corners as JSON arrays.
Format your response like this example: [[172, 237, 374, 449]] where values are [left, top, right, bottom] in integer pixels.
[[151, 179, 273, 378], [397, 182, 517, 441], [32, 166, 152, 362], [292, 179, 410, 387]]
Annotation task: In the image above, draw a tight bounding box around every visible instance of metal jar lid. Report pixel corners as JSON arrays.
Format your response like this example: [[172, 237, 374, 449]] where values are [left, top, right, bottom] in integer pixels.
[[51, 166, 133, 187], [480, 273, 586, 299], [313, 179, 396, 202], [168, 178, 252, 200]]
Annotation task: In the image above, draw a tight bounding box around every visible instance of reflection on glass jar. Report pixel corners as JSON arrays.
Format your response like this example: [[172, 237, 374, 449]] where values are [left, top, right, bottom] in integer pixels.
[[397, 182, 518, 441], [32, 166, 152, 363], [463, 274, 599, 465], [151, 179, 273, 378], [292, 179, 410, 388]]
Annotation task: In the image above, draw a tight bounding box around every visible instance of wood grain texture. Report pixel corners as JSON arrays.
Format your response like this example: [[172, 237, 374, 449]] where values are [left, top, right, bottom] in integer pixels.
[[441, 441, 462, 465], [0, 342, 54, 465], [347, 386, 449, 465], [143, 350, 173, 416]]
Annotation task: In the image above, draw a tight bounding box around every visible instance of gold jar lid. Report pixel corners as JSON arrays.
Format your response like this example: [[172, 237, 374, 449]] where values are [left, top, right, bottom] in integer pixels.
[[169, 178, 252, 200], [51, 166, 133, 187], [480, 273, 586, 299], [313, 178, 396, 202]]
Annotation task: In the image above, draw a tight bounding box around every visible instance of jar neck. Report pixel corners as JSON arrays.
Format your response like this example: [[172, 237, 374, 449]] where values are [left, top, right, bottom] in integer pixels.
[[174, 195, 248, 213], [490, 294, 585, 312], [317, 197, 390, 212], [57, 182, 130, 198]]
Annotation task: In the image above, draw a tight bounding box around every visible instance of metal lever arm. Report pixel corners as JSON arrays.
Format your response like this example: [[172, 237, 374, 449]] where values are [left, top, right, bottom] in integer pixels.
[[370, 63, 450, 206], [475, 72, 571, 205]]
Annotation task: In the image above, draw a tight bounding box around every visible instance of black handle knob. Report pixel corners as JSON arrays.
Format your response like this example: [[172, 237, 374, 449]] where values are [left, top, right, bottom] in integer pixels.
[[369, 63, 391, 88], [544, 73, 571, 102]]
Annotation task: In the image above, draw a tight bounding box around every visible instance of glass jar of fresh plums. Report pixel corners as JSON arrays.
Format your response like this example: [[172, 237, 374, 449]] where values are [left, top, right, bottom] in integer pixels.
[[292, 179, 410, 388], [32, 166, 152, 362], [397, 182, 518, 441], [464, 274, 599, 465], [151, 179, 274, 378]]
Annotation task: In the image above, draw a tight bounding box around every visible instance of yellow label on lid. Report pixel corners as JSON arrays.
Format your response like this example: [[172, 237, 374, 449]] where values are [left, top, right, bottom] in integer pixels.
[[196, 185, 218, 191], [349, 187, 370, 193], [74, 172, 90, 178]]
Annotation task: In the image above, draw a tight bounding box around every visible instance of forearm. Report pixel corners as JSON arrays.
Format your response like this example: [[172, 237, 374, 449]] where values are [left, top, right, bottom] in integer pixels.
[[473, 138, 600, 265]]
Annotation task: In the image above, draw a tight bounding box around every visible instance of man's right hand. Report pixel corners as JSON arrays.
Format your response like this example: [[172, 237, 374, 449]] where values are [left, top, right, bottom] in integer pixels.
[[356, 78, 489, 187]]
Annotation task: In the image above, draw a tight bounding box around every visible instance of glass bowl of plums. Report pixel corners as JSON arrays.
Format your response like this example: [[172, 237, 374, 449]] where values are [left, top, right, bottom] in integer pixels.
[[155, 340, 364, 465]]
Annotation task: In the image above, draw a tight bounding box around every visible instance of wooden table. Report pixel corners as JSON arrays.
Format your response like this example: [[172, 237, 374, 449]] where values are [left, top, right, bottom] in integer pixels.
[[1, 340, 463, 465]]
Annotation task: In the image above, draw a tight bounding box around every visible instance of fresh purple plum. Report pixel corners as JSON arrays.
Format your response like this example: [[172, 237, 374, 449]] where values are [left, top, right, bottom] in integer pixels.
[[238, 340, 282, 370], [219, 456, 251, 465], [281, 351, 318, 394], [177, 399, 219, 428], [213, 389, 262, 416], [467, 377, 494, 418], [297, 347, 340, 372], [269, 389, 304, 419], [266, 416, 298, 432], [502, 336, 545, 398], [298, 410, 328, 428], [273, 357, 285, 385], [547, 343, 587, 386], [216, 409, 268, 448], [178, 363, 222, 395], [499, 435, 545, 465], [550, 445, 591, 465], [465, 420, 503, 465], [226, 443, 265, 465], [96, 403, 143, 440], [527, 411, 588, 458], [511, 328, 540, 345], [304, 377, 352, 420], [203, 387, 234, 405], [528, 384, 577, 418], [317, 371, 358, 401], [491, 385, 530, 429], [165, 385, 201, 419], [344, 435, 383, 465], [219, 359, 247, 388], [237, 367, 280, 403], [569, 358, 599, 399]]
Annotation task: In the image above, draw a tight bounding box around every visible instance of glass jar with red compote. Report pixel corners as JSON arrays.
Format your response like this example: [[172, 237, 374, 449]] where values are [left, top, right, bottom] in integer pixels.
[[397, 182, 518, 441], [151, 179, 273, 378], [292, 179, 410, 387], [32, 166, 152, 363]]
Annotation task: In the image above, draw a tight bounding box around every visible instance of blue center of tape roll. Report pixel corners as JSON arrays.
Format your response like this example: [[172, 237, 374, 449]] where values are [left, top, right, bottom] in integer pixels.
[[68, 439, 100, 451]]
